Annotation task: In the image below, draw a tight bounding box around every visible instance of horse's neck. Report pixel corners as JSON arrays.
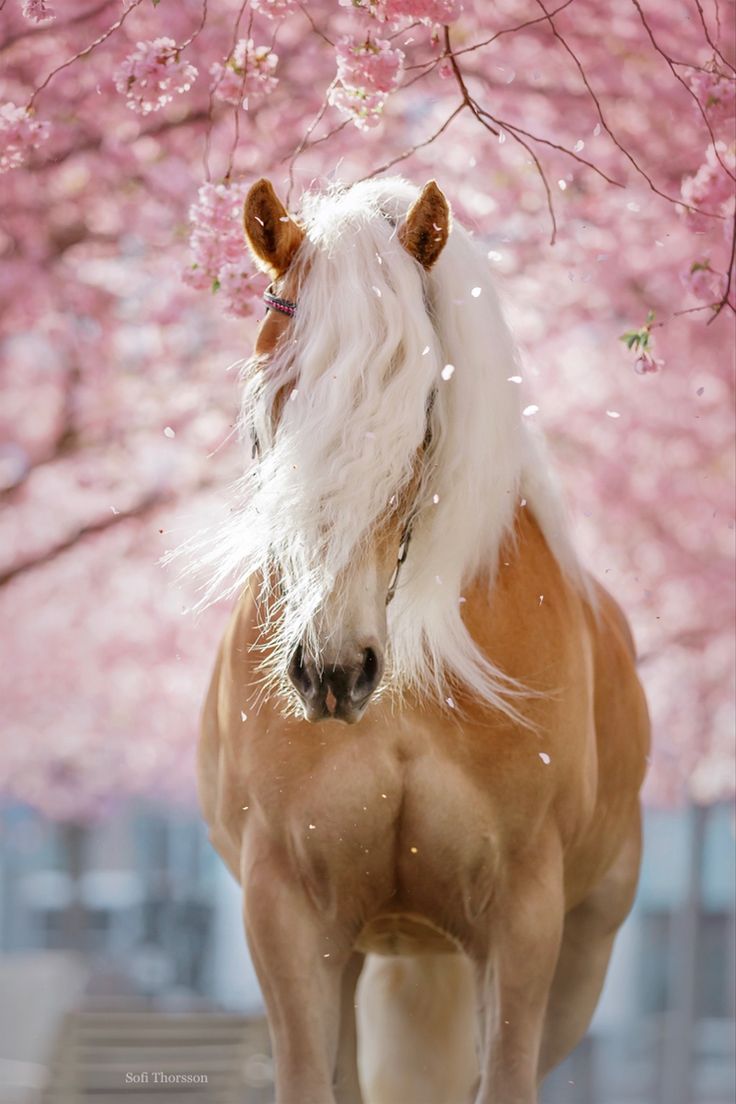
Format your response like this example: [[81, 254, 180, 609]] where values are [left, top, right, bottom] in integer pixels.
[[461, 507, 589, 686]]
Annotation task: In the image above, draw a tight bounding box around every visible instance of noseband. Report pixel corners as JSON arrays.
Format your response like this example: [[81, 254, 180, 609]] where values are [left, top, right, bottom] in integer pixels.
[[261, 285, 431, 606]]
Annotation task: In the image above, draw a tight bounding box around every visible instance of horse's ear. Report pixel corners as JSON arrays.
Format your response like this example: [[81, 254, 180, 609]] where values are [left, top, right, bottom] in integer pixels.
[[244, 178, 305, 279], [398, 180, 451, 270]]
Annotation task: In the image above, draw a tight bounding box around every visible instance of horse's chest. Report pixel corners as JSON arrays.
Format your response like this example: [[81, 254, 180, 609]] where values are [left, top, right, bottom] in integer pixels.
[[252, 736, 503, 930]]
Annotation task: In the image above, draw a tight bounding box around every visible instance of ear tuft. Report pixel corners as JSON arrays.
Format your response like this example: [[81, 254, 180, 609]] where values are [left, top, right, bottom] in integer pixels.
[[244, 178, 305, 279], [398, 180, 451, 270]]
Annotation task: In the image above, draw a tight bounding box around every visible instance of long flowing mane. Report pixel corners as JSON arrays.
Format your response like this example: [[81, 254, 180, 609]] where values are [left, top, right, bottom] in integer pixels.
[[192, 177, 586, 716]]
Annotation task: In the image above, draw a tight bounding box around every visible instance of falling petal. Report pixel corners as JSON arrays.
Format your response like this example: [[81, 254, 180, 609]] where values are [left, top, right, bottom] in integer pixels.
[[446, 696, 456, 709], [507, 375, 522, 383], [163, 426, 175, 438], [522, 404, 539, 417], [441, 363, 455, 380], [558, 179, 567, 191], [471, 286, 482, 297], [606, 410, 621, 418], [432, 493, 440, 504], [539, 752, 551, 764], [241, 711, 248, 722], [421, 345, 430, 356]]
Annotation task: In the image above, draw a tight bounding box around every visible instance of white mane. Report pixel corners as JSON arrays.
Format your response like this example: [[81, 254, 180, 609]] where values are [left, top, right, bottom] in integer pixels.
[[194, 177, 585, 716]]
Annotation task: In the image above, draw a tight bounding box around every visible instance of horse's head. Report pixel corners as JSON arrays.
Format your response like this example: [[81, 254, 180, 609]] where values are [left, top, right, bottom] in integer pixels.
[[241, 178, 451, 723]]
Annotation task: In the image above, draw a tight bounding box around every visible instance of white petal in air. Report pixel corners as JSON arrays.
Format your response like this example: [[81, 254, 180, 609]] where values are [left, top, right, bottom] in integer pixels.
[[441, 364, 455, 381], [522, 404, 539, 417]]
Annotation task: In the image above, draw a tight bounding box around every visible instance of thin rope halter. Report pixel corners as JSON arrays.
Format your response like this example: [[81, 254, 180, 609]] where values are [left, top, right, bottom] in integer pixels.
[[261, 284, 431, 605]]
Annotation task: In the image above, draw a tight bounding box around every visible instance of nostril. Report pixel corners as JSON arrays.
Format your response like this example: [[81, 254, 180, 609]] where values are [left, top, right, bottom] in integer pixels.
[[353, 646, 381, 700], [288, 644, 314, 699]]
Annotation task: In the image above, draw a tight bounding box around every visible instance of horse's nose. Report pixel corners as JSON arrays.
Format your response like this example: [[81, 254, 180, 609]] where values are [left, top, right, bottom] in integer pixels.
[[287, 643, 383, 723]]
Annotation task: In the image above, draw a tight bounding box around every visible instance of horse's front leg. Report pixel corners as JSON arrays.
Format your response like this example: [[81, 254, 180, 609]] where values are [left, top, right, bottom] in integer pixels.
[[473, 839, 564, 1104], [242, 833, 356, 1104]]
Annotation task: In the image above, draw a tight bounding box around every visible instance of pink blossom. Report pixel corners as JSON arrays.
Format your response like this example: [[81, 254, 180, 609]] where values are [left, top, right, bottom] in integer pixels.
[[680, 259, 727, 302], [633, 353, 663, 375], [22, 0, 55, 23], [251, 0, 300, 16], [328, 83, 387, 129], [681, 141, 735, 219], [0, 103, 50, 173], [382, 0, 463, 24], [689, 69, 736, 125], [218, 263, 255, 318], [184, 181, 256, 316], [210, 40, 279, 108], [336, 37, 405, 95], [114, 38, 198, 115], [340, 0, 462, 23]]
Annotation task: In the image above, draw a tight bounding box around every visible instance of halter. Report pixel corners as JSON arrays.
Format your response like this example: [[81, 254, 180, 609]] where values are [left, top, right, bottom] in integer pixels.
[[259, 284, 433, 606], [264, 284, 298, 317]]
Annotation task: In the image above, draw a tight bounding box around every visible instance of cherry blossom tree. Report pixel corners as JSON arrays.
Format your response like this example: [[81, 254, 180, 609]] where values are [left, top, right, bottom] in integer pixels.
[[0, 0, 733, 819]]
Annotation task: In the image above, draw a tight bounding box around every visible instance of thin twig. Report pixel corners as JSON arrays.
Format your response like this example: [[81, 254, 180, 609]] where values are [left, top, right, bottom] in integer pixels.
[[708, 215, 736, 322], [630, 0, 735, 182], [27, 0, 145, 109], [286, 81, 337, 207], [476, 105, 558, 244], [692, 0, 735, 73], [180, 0, 209, 51], [403, 0, 576, 72], [534, 0, 732, 213], [203, 0, 249, 181], [225, 9, 255, 180], [0, 0, 115, 53], [299, 3, 334, 47], [498, 117, 625, 188], [357, 102, 467, 181]]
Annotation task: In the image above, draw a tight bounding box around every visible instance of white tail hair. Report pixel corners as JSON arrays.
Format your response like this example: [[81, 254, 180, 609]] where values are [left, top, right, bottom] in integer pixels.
[[183, 177, 585, 716]]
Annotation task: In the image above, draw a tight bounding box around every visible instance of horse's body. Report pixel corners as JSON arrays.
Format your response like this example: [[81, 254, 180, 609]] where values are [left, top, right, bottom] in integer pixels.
[[197, 177, 650, 1104]]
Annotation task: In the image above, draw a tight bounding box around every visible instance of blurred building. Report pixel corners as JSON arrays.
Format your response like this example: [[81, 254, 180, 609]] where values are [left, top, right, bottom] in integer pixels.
[[0, 801, 733, 1103]]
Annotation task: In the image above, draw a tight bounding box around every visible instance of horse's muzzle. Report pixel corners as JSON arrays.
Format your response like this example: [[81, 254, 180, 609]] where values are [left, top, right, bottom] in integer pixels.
[[288, 643, 383, 724]]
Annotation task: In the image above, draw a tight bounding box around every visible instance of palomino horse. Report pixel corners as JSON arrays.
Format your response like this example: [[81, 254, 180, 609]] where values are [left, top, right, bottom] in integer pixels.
[[199, 176, 650, 1104]]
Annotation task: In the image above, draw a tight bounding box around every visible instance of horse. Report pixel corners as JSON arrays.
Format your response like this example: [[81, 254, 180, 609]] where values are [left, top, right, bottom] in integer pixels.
[[198, 175, 650, 1104]]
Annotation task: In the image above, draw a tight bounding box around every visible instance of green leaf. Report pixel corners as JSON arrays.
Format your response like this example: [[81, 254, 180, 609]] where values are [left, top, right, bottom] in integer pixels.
[[211, 278, 221, 293]]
